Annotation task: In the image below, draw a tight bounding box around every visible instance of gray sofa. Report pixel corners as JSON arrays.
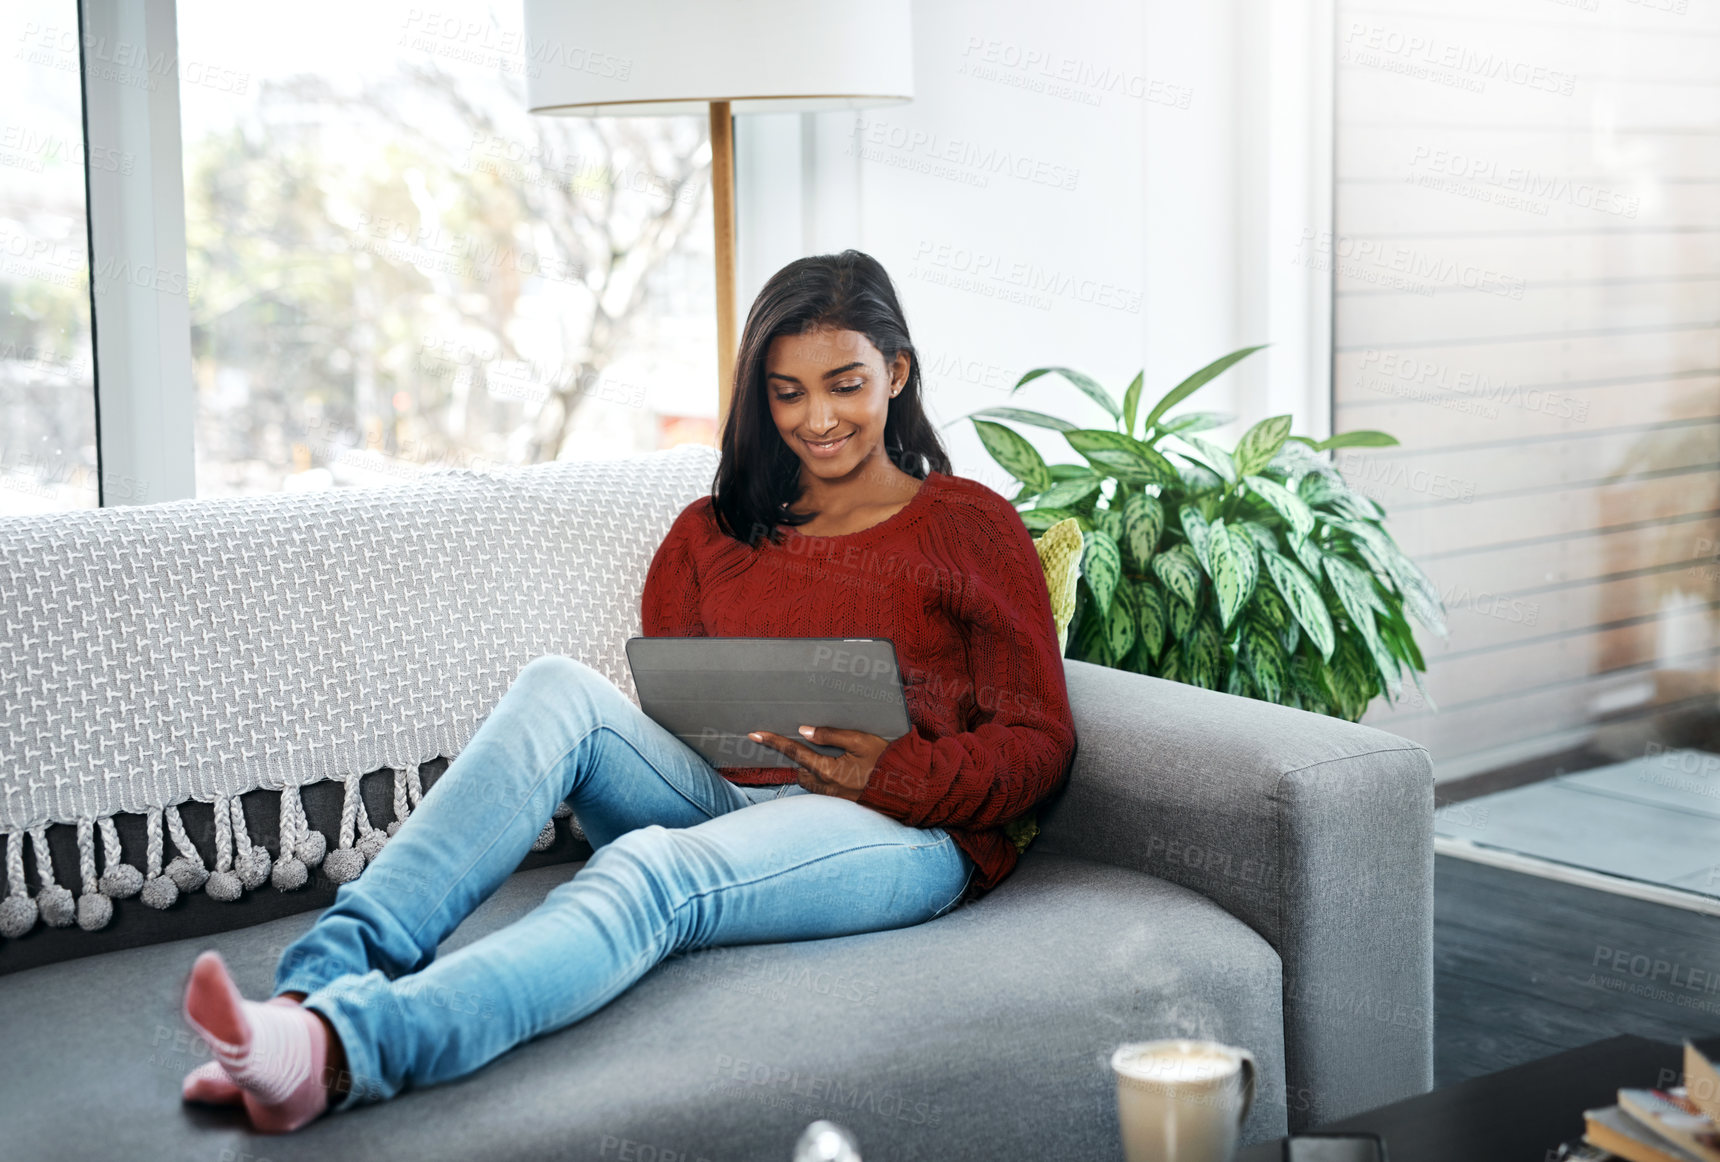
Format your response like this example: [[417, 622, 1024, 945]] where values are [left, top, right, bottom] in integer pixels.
[[0, 451, 1434, 1161]]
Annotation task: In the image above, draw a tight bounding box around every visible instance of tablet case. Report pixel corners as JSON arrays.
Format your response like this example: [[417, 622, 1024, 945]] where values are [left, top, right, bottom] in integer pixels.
[[624, 637, 912, 769]]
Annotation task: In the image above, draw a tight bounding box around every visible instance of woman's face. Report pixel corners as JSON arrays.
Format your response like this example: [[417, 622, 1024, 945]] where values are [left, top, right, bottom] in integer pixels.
[[764, 326, 909, 485]]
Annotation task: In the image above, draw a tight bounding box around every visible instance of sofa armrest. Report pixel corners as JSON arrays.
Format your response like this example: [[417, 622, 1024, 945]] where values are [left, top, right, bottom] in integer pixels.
[[1035, 659, 1433, 1130]]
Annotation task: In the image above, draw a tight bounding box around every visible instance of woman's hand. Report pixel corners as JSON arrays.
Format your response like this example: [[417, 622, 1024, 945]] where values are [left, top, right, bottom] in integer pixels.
[[746, 726, 891, 801]]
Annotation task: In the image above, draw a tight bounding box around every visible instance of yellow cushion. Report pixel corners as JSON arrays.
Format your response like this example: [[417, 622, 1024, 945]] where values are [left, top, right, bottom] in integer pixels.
[[1033, 517, 1083, 655]]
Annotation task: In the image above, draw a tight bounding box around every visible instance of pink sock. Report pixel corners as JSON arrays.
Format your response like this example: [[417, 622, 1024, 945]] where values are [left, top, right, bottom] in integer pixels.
[[182, 951, 334, 1132], [181, 996, 302, 1105]]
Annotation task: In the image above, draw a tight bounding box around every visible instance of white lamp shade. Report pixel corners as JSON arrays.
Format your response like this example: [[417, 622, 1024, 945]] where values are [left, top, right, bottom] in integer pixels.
[[522, 0, 914, 116]]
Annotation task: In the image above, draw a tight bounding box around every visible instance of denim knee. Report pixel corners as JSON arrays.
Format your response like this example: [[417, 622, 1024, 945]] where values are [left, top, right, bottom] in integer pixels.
[[513, 654, 622, 733], [577, 823, 678, 884], [516, 653, 600, 696], [552, 824, 690, 943]]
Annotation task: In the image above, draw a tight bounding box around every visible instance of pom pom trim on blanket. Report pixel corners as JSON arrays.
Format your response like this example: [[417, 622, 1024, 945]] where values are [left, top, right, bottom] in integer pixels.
[[0, 767, 586, 938]]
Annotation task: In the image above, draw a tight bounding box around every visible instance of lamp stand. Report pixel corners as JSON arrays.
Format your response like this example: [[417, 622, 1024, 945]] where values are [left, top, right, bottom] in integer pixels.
[[709, 100, 737, 430]]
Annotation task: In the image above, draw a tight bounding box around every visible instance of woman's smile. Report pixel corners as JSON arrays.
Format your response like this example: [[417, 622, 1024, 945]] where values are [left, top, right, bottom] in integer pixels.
[[800, 432, 853, 457]]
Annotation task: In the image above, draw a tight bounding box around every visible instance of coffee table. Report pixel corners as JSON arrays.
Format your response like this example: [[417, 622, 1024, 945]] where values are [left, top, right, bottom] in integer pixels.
[[1237, 1034, 1683, 1162]]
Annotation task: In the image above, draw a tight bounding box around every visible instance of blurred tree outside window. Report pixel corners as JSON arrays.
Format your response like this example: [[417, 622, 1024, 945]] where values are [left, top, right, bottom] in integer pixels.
[[177, 0, 718, 497]]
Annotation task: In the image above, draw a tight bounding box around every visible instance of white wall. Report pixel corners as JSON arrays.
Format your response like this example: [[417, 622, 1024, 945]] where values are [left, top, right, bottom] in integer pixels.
[[735, 0, 1333, 491]]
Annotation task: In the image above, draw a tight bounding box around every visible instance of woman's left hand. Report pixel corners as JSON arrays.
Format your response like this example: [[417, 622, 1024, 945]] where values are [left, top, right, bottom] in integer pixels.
[[746, 726, 890, 801]]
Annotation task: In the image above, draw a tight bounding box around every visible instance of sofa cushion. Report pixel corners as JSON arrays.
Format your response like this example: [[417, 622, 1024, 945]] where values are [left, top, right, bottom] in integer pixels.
[[0, 851, 1286, 1161]]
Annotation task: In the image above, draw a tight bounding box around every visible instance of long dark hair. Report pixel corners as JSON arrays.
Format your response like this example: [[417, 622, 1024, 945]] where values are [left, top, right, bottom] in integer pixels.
[[709, 249, 950, 549]]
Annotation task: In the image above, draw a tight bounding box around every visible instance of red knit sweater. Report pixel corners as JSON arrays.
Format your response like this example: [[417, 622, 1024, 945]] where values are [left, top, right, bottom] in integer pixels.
[[638, 470, 1077, 899]]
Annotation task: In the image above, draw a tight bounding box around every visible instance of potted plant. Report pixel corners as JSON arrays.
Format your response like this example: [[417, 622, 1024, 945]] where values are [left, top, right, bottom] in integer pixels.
[[961, 345, 1445, 722]]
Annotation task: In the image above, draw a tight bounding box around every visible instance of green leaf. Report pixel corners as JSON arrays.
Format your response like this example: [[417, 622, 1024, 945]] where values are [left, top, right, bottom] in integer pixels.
[[1180, 505, 1213, 573], [1186, 617, 1224, 690], [1160, 644, 1184, 684], [973, 419, 1052, 492], [1152, 543, 1203, 609], [1081, 530, 1122, 614], [1237, 520, 1280, 557], [1225, 520, 1258, 621], [1121, 370, 1145, 438], [1166, 590, 1196, 640], [1387, 620, 1435, 709], [1064, 429, 1180, 483], [1327, 491, 1386, 523], [1095, 505, 1124, 543], [1036, 475, 1103, 508], [1243, 474, 1316, 543], [1366, 625, 1404, 701], [1083, 450, 1171, 486], [1289, 653, 1334, 714], [1071, 598, 1109, 665], [1315, 430, 1399, 451], [1380, 605, 1426, 672], [1175, 435, 1238, 486], [962, 407, 1079, 433], [1015, 367, 1121, 421], [1234, 415, 1293, 478], [1208, 518, 1257, 631], [1240, 623, 1287, 703], [1178, 460, 1225, 493], [1347, 531, 1397, 592], [1106, 589, 1137, 660], [1122, 491, 1164, 566], [1330, 516, 1438, 624], [1127, 634, 1158, 674], [1292, 528, 1324, 579], [1331, 636, 1375, 720], [1134, 580, 1167, 660], [1323, 555, 1399, 699], [1154, 411, 1234, 437], [1267, 438, 1333, 484], [1249, 582, 1291, 632], [1142, 344, 1270, 431], [1324, 554, 1385, 627], [1018, 506, 1079, 532], [1296, 472, 1349, 509], [1259, 551, 1335, 662]]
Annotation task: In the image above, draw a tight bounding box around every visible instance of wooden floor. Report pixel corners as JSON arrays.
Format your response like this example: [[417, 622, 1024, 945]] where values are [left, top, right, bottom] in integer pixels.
[[1436, 853, 1720, 1087]]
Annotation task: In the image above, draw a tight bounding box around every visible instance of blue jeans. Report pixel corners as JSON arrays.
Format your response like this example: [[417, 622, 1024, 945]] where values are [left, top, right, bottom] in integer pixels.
[[273, 654, 975, 1111]]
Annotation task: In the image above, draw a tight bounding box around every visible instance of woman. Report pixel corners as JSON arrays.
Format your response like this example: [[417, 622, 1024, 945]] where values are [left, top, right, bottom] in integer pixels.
[[178, 249, 1077, 1133]]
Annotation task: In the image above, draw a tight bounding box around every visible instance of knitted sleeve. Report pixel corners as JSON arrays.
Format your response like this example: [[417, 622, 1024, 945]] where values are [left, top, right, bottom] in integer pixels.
[[640, 499, 709, 638], [854, 487, 1076, 831]]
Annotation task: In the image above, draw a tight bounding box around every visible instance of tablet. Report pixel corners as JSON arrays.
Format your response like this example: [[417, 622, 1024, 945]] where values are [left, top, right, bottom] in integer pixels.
[[624, 637, 912, 769]]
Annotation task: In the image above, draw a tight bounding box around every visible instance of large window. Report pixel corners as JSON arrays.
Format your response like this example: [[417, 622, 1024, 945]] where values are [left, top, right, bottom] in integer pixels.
[[0, 0, 98, 515], [177, 1, 717, 496], [1331, 0, 1720, 780], [4, 0, 718, 510]]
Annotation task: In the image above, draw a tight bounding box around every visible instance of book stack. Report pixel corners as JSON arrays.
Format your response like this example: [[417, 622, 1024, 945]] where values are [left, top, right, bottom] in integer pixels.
[[1575, 1037, 1720, 1162]]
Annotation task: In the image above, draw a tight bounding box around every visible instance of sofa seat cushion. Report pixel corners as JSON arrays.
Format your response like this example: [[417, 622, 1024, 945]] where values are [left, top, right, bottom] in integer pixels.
[[0, 851, 1287, 1161]]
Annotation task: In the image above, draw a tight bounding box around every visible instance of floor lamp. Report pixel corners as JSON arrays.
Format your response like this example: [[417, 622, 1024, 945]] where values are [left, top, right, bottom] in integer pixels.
[[522, 0, 914, 432]]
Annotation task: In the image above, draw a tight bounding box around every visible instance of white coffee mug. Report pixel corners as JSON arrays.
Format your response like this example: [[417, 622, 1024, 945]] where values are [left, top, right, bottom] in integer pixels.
[[1111, 1039, 1257, 1162]]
